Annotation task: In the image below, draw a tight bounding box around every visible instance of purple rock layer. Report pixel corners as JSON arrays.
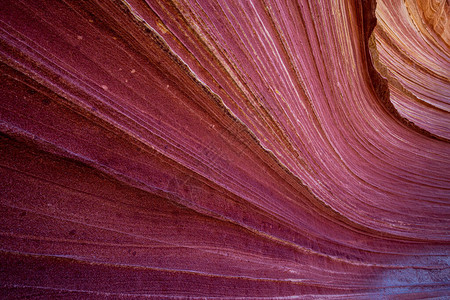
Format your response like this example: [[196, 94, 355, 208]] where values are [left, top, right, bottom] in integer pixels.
[[1, 0, 449, 298]]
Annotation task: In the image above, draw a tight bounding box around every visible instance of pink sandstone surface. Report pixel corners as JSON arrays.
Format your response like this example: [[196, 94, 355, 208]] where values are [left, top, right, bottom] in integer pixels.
[[0, 0, 449, 298]]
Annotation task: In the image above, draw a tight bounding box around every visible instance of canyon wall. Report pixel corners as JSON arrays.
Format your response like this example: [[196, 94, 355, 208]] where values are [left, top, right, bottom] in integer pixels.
[[1, 0, 449, 298]]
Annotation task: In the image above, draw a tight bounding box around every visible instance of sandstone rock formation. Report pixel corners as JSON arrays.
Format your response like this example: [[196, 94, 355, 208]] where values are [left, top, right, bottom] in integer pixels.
[[1, 0, 449, 298]]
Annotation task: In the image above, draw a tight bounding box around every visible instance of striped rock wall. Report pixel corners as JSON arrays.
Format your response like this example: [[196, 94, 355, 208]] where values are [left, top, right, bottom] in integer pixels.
[[1, 0, 449, 298]]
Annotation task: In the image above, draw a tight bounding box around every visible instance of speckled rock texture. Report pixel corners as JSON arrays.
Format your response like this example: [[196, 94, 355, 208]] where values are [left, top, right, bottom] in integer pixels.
[[1, 0, 449, 298]]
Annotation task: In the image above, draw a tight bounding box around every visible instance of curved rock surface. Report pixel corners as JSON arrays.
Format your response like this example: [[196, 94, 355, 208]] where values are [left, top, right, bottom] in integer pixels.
[[373, 0, 450, 139], [1, 0, 449, 298]]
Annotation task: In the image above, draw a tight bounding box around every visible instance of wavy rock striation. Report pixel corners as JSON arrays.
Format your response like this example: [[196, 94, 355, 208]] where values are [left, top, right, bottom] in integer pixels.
[[373, 0, 450, 139], [1, 0, 449, 298]]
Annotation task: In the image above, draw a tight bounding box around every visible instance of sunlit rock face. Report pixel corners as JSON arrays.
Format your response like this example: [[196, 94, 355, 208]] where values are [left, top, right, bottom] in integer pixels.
[[373, 0, 450, 139], [1, 0, 449, 298]]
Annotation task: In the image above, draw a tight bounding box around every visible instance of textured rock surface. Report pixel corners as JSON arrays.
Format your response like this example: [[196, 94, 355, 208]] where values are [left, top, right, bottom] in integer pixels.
[[1, 0, 449, 298], [373, 0, 450, 139]]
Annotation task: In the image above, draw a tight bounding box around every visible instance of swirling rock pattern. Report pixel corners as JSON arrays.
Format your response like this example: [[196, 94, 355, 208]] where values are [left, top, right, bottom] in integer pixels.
[[373, 0, 450, 139], [1, 0, 449, 298]]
